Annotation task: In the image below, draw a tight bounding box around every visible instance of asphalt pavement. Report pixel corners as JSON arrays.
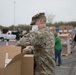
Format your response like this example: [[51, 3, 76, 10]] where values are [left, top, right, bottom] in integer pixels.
[[55, 46, 76, 75], [0, 40, 16, 46], [0, 41, 76, 75]]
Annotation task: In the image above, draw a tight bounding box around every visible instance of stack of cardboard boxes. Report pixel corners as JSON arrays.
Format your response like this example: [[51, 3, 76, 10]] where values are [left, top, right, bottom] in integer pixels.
[[0, 46, 34, 75], [59, 25, 73, 34], [59, 34, 72, 55], [58, 25, 73, 55]]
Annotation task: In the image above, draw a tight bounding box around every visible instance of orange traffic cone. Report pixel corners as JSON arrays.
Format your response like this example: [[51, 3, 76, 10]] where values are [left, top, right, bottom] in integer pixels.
[[6, 41, 8, 46]]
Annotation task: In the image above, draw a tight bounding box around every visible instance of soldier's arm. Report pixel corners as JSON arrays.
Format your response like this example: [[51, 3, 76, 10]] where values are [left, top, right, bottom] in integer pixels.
[[16, 32, 38, 47], [23, 46, 34, 54]]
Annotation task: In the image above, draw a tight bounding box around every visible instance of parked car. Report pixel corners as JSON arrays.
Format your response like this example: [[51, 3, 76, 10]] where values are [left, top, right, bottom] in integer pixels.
[[0, 31, 16, 41]]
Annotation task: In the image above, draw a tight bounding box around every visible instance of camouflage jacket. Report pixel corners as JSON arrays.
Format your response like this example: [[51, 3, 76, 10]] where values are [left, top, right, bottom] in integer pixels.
[[17, 26, 55, 75]]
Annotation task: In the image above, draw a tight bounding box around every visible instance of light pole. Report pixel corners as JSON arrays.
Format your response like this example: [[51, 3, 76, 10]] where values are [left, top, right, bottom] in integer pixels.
[[14, 1, 16, 31]]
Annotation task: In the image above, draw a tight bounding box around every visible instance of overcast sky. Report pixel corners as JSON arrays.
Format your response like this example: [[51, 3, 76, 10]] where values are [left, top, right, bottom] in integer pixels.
[[0, 0, 76, 26]]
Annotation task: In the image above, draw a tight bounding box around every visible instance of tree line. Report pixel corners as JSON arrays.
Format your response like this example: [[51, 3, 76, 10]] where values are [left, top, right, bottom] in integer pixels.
[[0, 21, 76, 31]]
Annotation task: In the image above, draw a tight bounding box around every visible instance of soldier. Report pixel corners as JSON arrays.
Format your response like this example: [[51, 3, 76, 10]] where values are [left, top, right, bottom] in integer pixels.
[[17, 12, 55, 75]]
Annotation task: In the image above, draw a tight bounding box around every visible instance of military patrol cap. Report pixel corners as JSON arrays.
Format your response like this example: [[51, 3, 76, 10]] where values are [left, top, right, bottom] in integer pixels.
[[30, 12, 45, 25]]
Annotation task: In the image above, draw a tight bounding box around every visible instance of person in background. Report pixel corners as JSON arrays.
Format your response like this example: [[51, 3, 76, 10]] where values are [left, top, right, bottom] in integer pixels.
[[73, 34, 76, 46], [16, 12, 55, 75], [54, 32, 62, 66], [15, 30, 20, 41]]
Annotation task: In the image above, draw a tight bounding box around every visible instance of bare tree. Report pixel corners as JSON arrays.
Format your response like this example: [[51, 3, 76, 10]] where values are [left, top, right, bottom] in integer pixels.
[[45, 12, 55, 24]]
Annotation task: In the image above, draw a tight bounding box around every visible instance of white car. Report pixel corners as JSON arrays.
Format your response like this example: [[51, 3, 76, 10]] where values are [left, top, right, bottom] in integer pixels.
[[0, 31, 16, 41]]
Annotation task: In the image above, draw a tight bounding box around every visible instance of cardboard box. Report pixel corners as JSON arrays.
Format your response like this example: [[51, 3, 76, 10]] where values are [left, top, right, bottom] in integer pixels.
[[0, 46, 21, 75], [5, 54, 34, 75], [62, 44, 71, 55], [62, 45, 67, 54], [22, 55, 34, 75], [0, 46, 34, 75], [0, 46, 21, 59], [65, 25, 72, 30], [59, 33, 70, 38], [0, 51, 6, 75], [59, 26, 66, 30], [59, 30, 63, 32], [68, 30, 72, 32], [59, 25, 73, 30], [5, 55, 34, 75], [63, 30, 68, 32], [59, 34, 72, 55]]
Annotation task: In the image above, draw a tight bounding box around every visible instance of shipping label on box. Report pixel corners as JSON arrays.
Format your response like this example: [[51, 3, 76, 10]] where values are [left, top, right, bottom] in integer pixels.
[[59, 30, 63, 32], [68, 30, 72, 32], [64, 30, 67, 32]]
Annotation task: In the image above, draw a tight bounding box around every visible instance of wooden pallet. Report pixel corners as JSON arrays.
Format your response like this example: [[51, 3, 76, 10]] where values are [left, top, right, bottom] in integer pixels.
[[61, 54, 69, 56]]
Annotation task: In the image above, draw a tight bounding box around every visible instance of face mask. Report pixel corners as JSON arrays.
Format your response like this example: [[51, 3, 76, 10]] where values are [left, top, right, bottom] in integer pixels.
[[32, 25, 38, 32]]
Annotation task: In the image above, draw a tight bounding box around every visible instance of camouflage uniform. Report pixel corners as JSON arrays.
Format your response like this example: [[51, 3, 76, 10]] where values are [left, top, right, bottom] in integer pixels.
[[17, 26, 55, 75]]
